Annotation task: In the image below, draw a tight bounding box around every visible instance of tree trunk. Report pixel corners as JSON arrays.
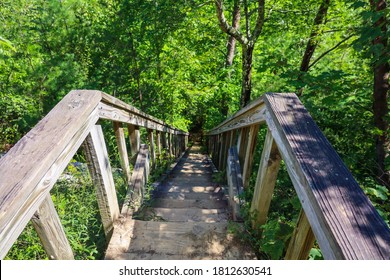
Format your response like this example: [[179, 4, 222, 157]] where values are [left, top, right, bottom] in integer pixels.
[[241, 43, 254, 108], [370, 0, 389, 188], [221, 2, 241, 117], [298, 0, 330, 95], [225, 2, 240, 67]]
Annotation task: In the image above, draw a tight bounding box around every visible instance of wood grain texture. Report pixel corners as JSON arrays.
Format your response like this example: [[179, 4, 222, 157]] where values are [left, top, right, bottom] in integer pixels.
[[226, 147, 244, 221], [0, 90, 101, 259], [83, 125, 120, 238], [207, 96, 266, 135], [122, 144, 150, 215], [31, 194, 74, 260], [127, 124, 140, 156], [113, 122, 131, 183], [285, 210, 315, 260], [98, 102, 188, 136], [148, 129, 156, 164], [250, 128, 281, 226], [156, 131, 162, 155], [242, 124, 260, 188], [264, 92, 390, 259]]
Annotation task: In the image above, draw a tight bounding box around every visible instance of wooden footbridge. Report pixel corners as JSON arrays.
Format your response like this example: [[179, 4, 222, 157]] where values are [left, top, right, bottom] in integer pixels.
[[0, 90, 389, 260]]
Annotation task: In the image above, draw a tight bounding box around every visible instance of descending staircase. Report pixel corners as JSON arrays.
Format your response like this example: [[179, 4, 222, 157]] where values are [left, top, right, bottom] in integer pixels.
[[105, 144, 256, 260]]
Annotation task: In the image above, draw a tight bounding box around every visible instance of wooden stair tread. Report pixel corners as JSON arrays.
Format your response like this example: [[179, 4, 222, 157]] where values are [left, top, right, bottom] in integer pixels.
[[150, 198, 228, 209], [105, 220, 256, 260], [143, 207, 228, 222], [152, 191, 226, 201]]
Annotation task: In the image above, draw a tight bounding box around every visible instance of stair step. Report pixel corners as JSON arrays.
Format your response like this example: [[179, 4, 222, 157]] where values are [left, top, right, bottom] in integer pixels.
[[153, 191, 226, 201], [107, 220, 256, 260], [151, 198, 228, 209], [140, 208, 228, 222], [158, 184, 223, 193]]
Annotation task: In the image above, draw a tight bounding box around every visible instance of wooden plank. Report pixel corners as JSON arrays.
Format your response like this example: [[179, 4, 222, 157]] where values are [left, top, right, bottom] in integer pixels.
[[207, 96, 266, 135], [106, 220, 238, 259], [242, 124, 260, 188], [99, 102, 188, 137], [156, 131, 162, 155], [237, 127, 249, 167], [168, 133, 173, 156], [222, 131, 233, 171], [101, 92, 169, 129], [264, 92, 390, 259], [218, 133, 227, 170], [148, 129, 156, 164], [83, 125, 120, 239], [161, 132, 167, 150], [0, 90, 101, 259], [128, 124, 140, 156], [250, 128, 281, 226], [113, 122, 131, 183], [121, 144, 150, 215], [31, 194, 74, 260], [226, 147, 244, 221], [285, 210, 315, 260]]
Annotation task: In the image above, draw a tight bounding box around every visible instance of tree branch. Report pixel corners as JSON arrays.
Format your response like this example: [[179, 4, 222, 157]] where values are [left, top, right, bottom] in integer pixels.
[[251, 0, 265, 41], [308, 34, 355, 70], [214, 0, 248, 45]]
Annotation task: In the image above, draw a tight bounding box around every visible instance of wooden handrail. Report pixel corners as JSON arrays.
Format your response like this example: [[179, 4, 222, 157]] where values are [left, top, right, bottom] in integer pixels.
[[207, 92, 390, 260], [0, 90, 188, 259]]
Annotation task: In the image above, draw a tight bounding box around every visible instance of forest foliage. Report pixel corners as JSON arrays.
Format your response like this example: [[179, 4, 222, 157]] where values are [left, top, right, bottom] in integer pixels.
[[1, 0, 389, 259]]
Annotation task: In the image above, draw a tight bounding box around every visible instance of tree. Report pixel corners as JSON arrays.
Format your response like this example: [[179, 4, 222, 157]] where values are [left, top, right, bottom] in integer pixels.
[[215, 0, 265, 108], [369, 0, 389, 188]]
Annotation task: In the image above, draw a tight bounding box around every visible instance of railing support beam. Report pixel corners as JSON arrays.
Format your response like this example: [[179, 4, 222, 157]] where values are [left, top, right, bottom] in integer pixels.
[[128, 124, 140, 157], [31, 194, 74, 260], [242, 125, 260, 188], [250, 128, 281, 226], [285, 210, 316, 260], [113, 122, 131, 183], [83, 124, 119, 239]]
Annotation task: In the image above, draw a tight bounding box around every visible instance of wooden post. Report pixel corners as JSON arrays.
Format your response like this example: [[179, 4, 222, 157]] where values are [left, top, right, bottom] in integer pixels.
[[31, 194, 74, 260], [168, 133, 173, 156], [126, 144, 151, 209], [242, 124, 260, 188], [113, 122, 131, 183], [218, 133, 227, 170], [215, 134, 221, 169], [285, 210, 316, 260], [128, 124, 140, 156], [223, 131, 233, 171], [148, 129, 156, 164], [161, 131, 167, 151], [156, 130, 162, 156], [83, 125, 120, 239], [226, 147, 244, 221], [250, 128, 281, 226], [237, 127, 250, 168]]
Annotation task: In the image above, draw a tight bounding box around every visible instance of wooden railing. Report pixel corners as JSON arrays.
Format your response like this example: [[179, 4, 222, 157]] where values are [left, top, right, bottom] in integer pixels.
[[207, 92, 390, 260], [0, 90, 188, 259]]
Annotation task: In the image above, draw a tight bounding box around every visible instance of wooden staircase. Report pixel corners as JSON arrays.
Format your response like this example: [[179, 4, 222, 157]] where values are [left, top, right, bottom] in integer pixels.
[[104, 145, 256, 260]]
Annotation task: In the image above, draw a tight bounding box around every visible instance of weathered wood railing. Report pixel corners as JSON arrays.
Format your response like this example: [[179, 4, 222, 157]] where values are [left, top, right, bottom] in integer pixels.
[[207, 92, 390, 260], [0, 90, 188, 259]]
